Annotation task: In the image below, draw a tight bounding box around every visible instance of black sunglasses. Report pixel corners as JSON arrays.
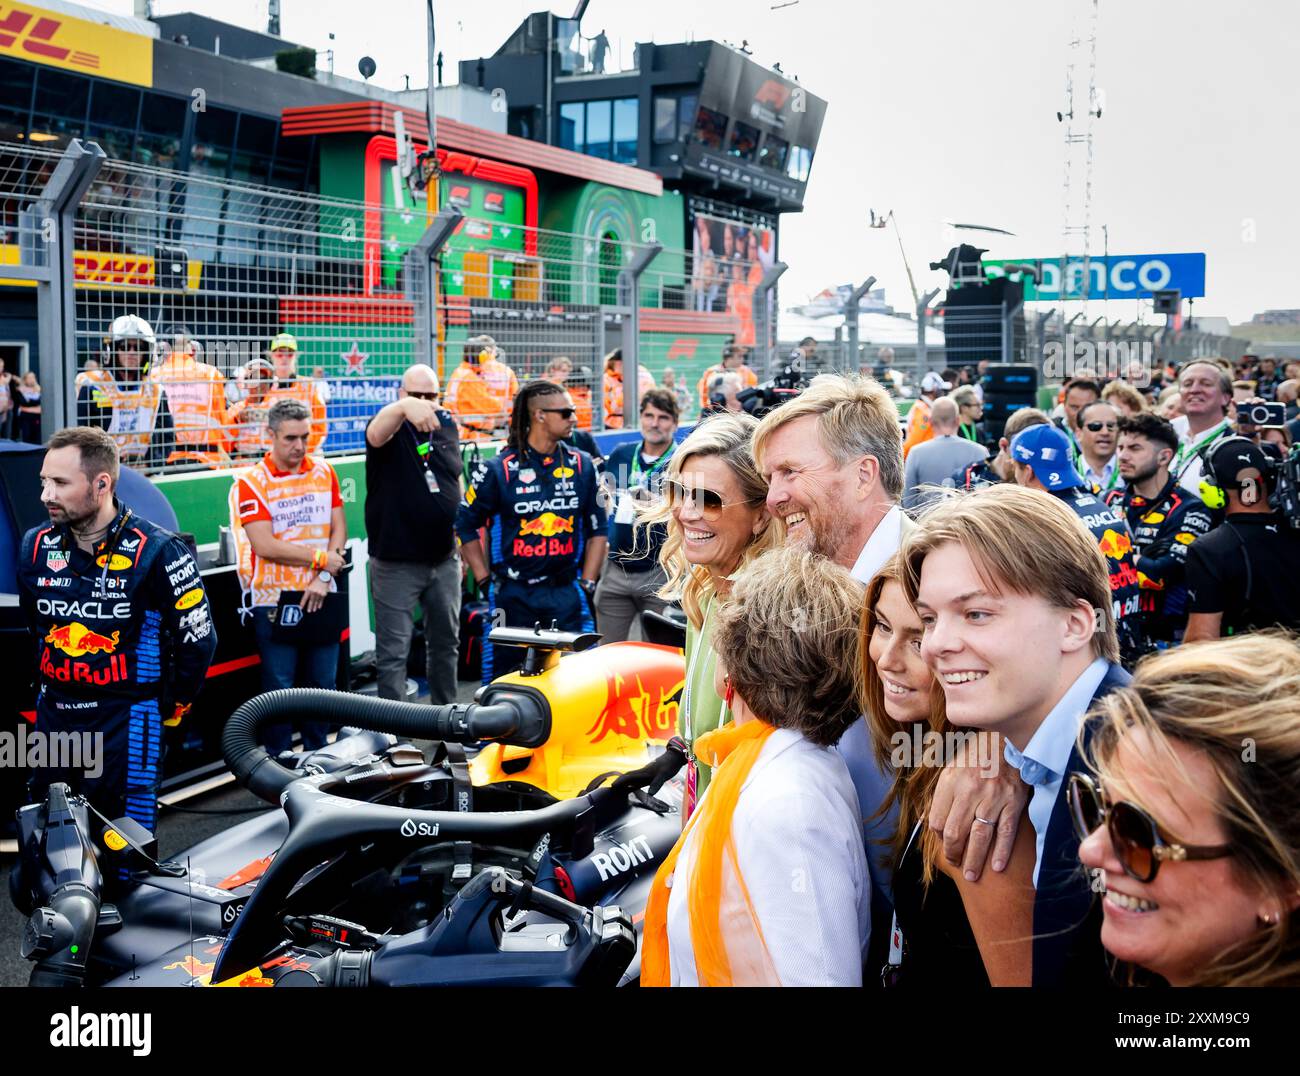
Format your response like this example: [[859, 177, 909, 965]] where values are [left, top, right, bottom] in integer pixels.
[[1068, 772, 1232, 883], [1084, 421, 1118, 432], [406, 391, 439, 401], [539, 407, 576, 419]]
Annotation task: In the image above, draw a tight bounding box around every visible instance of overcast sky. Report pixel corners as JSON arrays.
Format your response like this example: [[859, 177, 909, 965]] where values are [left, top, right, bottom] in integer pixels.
[[96, 0, 1300, 324]]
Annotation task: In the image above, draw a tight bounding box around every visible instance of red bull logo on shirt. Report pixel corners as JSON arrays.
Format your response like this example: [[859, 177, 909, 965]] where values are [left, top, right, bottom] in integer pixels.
[[1097, 528, 1133, 561], [518, 513, 574, 538], [513, 513, 575, 558], [44, 622, 120, 657]]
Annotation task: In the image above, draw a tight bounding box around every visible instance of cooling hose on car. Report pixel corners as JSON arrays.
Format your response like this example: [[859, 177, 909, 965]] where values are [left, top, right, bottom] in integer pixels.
[[223, 688, 546, 804]]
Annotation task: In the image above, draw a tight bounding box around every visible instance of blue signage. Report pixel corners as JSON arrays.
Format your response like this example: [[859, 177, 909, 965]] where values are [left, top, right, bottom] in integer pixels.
[[983, 253, 1206, 301], [323, 377, 400, 453]]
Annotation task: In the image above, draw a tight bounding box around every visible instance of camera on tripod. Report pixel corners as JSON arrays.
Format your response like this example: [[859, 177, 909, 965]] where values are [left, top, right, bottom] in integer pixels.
[[736, 362, 811, 417]]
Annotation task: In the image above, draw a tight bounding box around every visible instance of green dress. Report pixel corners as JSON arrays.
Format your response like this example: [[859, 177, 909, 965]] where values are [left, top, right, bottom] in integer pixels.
[[681, 596, 728, 804]]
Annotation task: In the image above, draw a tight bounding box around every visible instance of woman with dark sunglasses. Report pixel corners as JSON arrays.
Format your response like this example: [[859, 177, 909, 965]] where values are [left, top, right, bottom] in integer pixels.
[[1077, 632, 1300, 986], [637, 412, 779, 820]]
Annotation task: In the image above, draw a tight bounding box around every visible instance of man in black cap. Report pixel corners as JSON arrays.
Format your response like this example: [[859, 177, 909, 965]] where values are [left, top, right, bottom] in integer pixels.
[[1183, 438, 1300, 640]]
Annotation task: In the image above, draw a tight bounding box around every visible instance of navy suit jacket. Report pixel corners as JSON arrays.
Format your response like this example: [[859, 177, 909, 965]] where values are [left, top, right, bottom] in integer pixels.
[[1032, 661, 1132, 987]]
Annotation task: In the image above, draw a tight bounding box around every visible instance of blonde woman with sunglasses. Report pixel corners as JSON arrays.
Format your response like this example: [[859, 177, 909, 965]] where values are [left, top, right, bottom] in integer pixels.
[[638, 412, 779, 819]]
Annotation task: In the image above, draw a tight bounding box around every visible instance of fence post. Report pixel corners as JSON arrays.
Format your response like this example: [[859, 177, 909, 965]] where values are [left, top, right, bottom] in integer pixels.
[[916, 288, 940, 385], [618, 242, 660, 428], [1001, 296, 1023, 365], [842, 276, 876, 375], [33, 139, 105, 439], [402, 206, 463, 378], [754, 261, 787, 377]]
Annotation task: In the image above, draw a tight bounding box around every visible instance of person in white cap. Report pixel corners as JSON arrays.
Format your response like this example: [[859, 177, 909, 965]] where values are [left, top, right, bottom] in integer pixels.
[[902, 369, 952, 458]]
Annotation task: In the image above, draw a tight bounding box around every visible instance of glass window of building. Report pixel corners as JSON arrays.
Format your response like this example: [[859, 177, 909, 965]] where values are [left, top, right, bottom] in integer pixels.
[[693, 105, 727, 150], [585, 99, 611, 160], [727, 121, 760, 161], [558, 102, 584, 152], [90, 83, 140, 130], [785, 145, 813, 183], [653, 96, 675, 143], [612, 98, 637, 163], [757, 133, 788, 172], [0, 58, 33, 140], [677, 94, 698, 141], [34, 70, 89, 122]]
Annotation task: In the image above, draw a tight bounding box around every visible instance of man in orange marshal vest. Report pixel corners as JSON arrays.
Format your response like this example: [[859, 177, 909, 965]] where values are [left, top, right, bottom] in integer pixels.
[[230, 398, 347, 754]]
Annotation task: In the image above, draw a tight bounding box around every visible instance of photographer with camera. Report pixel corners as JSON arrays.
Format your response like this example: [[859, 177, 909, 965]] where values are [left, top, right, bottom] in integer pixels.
[[1183, 437, 1300, 641]]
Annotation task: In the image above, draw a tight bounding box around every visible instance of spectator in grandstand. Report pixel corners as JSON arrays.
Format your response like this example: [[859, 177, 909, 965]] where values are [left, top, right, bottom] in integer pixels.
[[78, 315, 172, 469], [455, 379, 606, 677], [696, 344, 758, 410], [1184, 438, 1300, 641], [364, 363, 462, 705], [0, 354, 14, 439], [228, 358, 276, 458], [901, 483, 1131, 986], [444, 334, 519, 442], [861, 556, 1036, 987], [1077, 634, 1300, 987], [1076, 400, 1122, 496], [1157, 387, 1184, 421], [872, 345, 895, 382], [950, 384, 983, 443], [948, 406, 1051, 492], [660, 366, 693, 422], [259, 333, 328, 453], [901, 370, 950, 458], [639, 412, 776, 811], [703, 370, 744, 415], [902, 396, 987, 512], [1170, 359, 1234, 496], [602, 347, 654, 430], [1107, 413, 1213, 646], [151, 326, 232, 468], [1009, 424, 1147, 667], [641, 546, 870, 987], [1255, 355, 1283, 401], [594, 388, 679, 643], [230, 398, 347, 755], [1101, 378, 1146, 418], [1279, 378, 1298, 422], [15, 370, 42, 443], [1054, 377, 1101, 466]]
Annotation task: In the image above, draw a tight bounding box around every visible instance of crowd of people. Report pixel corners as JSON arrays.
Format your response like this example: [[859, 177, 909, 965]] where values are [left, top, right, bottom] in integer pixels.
[[15, 345, 1300, 988]]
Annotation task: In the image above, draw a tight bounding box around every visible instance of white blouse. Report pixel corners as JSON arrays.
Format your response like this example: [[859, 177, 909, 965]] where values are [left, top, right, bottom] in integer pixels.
[[664, 727, 871, 986]]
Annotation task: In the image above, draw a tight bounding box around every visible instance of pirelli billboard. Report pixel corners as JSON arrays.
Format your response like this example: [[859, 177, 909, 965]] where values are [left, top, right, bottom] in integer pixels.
[[0, 1, 153, 87]]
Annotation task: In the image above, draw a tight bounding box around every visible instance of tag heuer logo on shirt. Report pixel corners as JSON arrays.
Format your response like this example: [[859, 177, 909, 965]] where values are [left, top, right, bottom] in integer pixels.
[[519, 468, 536, 484], [46, 551, 68, 572]]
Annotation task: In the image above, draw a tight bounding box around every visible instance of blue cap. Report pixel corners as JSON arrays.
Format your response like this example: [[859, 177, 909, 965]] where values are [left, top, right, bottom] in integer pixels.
[[1010, 425, 1084, 491]]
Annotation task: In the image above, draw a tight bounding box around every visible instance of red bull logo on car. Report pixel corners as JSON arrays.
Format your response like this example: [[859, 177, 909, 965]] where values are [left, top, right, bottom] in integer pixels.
[[44, 622, 120, 657]]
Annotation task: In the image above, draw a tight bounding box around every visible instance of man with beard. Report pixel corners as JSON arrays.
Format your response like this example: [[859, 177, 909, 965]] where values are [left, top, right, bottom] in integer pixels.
[[752, 373, 1031, 970], [1105, 413, 1212, 645], [1075, 399, 1122, 496]]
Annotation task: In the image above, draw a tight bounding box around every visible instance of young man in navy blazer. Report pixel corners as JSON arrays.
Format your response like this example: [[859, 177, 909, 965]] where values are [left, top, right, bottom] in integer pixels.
[[902, 483, 1130, 986]]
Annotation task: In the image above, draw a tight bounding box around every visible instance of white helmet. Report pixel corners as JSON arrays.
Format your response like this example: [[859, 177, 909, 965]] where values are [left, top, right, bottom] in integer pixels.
[[108, 315, 156, 347]]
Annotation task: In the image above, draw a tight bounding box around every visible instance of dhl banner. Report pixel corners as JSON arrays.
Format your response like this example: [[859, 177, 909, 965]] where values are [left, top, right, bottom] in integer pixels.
[[0, 1, 152, 86], [0, 244, 203, 290]]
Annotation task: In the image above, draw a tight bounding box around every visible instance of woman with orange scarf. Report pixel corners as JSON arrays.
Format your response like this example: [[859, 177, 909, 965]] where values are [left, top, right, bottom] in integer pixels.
[[641, 546, 870, 986]]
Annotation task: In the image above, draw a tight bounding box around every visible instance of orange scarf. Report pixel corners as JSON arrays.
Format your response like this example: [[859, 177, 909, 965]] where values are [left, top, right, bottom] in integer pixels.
[[641, 719, 778, 987]]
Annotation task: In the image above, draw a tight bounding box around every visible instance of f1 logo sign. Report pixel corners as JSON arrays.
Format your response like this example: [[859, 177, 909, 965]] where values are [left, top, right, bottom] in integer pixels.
[[665, 338, 698, 363]]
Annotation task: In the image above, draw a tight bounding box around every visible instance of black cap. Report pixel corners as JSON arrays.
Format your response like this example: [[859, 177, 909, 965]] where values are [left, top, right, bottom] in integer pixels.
[[1207, 437, 1273, 487]]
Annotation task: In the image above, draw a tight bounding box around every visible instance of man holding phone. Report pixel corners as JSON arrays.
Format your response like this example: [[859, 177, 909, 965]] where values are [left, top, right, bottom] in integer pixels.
[[230, 398, 347, 754]]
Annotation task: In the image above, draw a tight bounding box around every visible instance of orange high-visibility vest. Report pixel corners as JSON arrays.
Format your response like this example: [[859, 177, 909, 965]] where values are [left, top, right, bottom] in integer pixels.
[[697, 364, 758, 408], [83, 371, 163, 462], [444, 358, 518, 441], [229, 454, 337, 610], [603, 368, 655, 429], [151, 353, 231, 452], [228, 397, 273, 457], [902, 396, 934, 458]]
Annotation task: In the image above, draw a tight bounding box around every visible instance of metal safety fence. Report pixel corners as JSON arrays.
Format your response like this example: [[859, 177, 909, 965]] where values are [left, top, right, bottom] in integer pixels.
[[1, 138, 780, 472]]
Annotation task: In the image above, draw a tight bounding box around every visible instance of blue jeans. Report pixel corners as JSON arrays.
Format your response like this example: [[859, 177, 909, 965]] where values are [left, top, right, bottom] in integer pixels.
[[252, 607, 339, 756]]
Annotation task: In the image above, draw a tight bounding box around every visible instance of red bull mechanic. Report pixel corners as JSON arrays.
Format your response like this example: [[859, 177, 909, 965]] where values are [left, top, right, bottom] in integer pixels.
[[1105, 412, 1213, 644], [17, 427, 216, 836], [1009, 423, 1148, 667], [455, 379, 607, 677]]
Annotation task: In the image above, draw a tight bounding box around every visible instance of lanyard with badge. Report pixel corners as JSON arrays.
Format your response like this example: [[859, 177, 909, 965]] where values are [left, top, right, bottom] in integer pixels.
[[680, 595, 730, 821], [1173, 419, 1230, 480], [614, 441, 674, 526], [407, 424, 440, 495]]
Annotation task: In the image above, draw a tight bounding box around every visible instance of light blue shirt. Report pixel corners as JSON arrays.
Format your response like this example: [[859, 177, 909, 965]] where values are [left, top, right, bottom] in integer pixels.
[[833, 716, 899, 904], [1003, 657, 1109, 886]]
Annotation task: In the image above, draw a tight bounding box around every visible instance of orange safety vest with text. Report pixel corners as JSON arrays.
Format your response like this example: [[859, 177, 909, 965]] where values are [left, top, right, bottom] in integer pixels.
[[151, 353, 231, 452], [444, 359, 518, 441], [229, 455, 336, 611], [85, 370, 163, 462]]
